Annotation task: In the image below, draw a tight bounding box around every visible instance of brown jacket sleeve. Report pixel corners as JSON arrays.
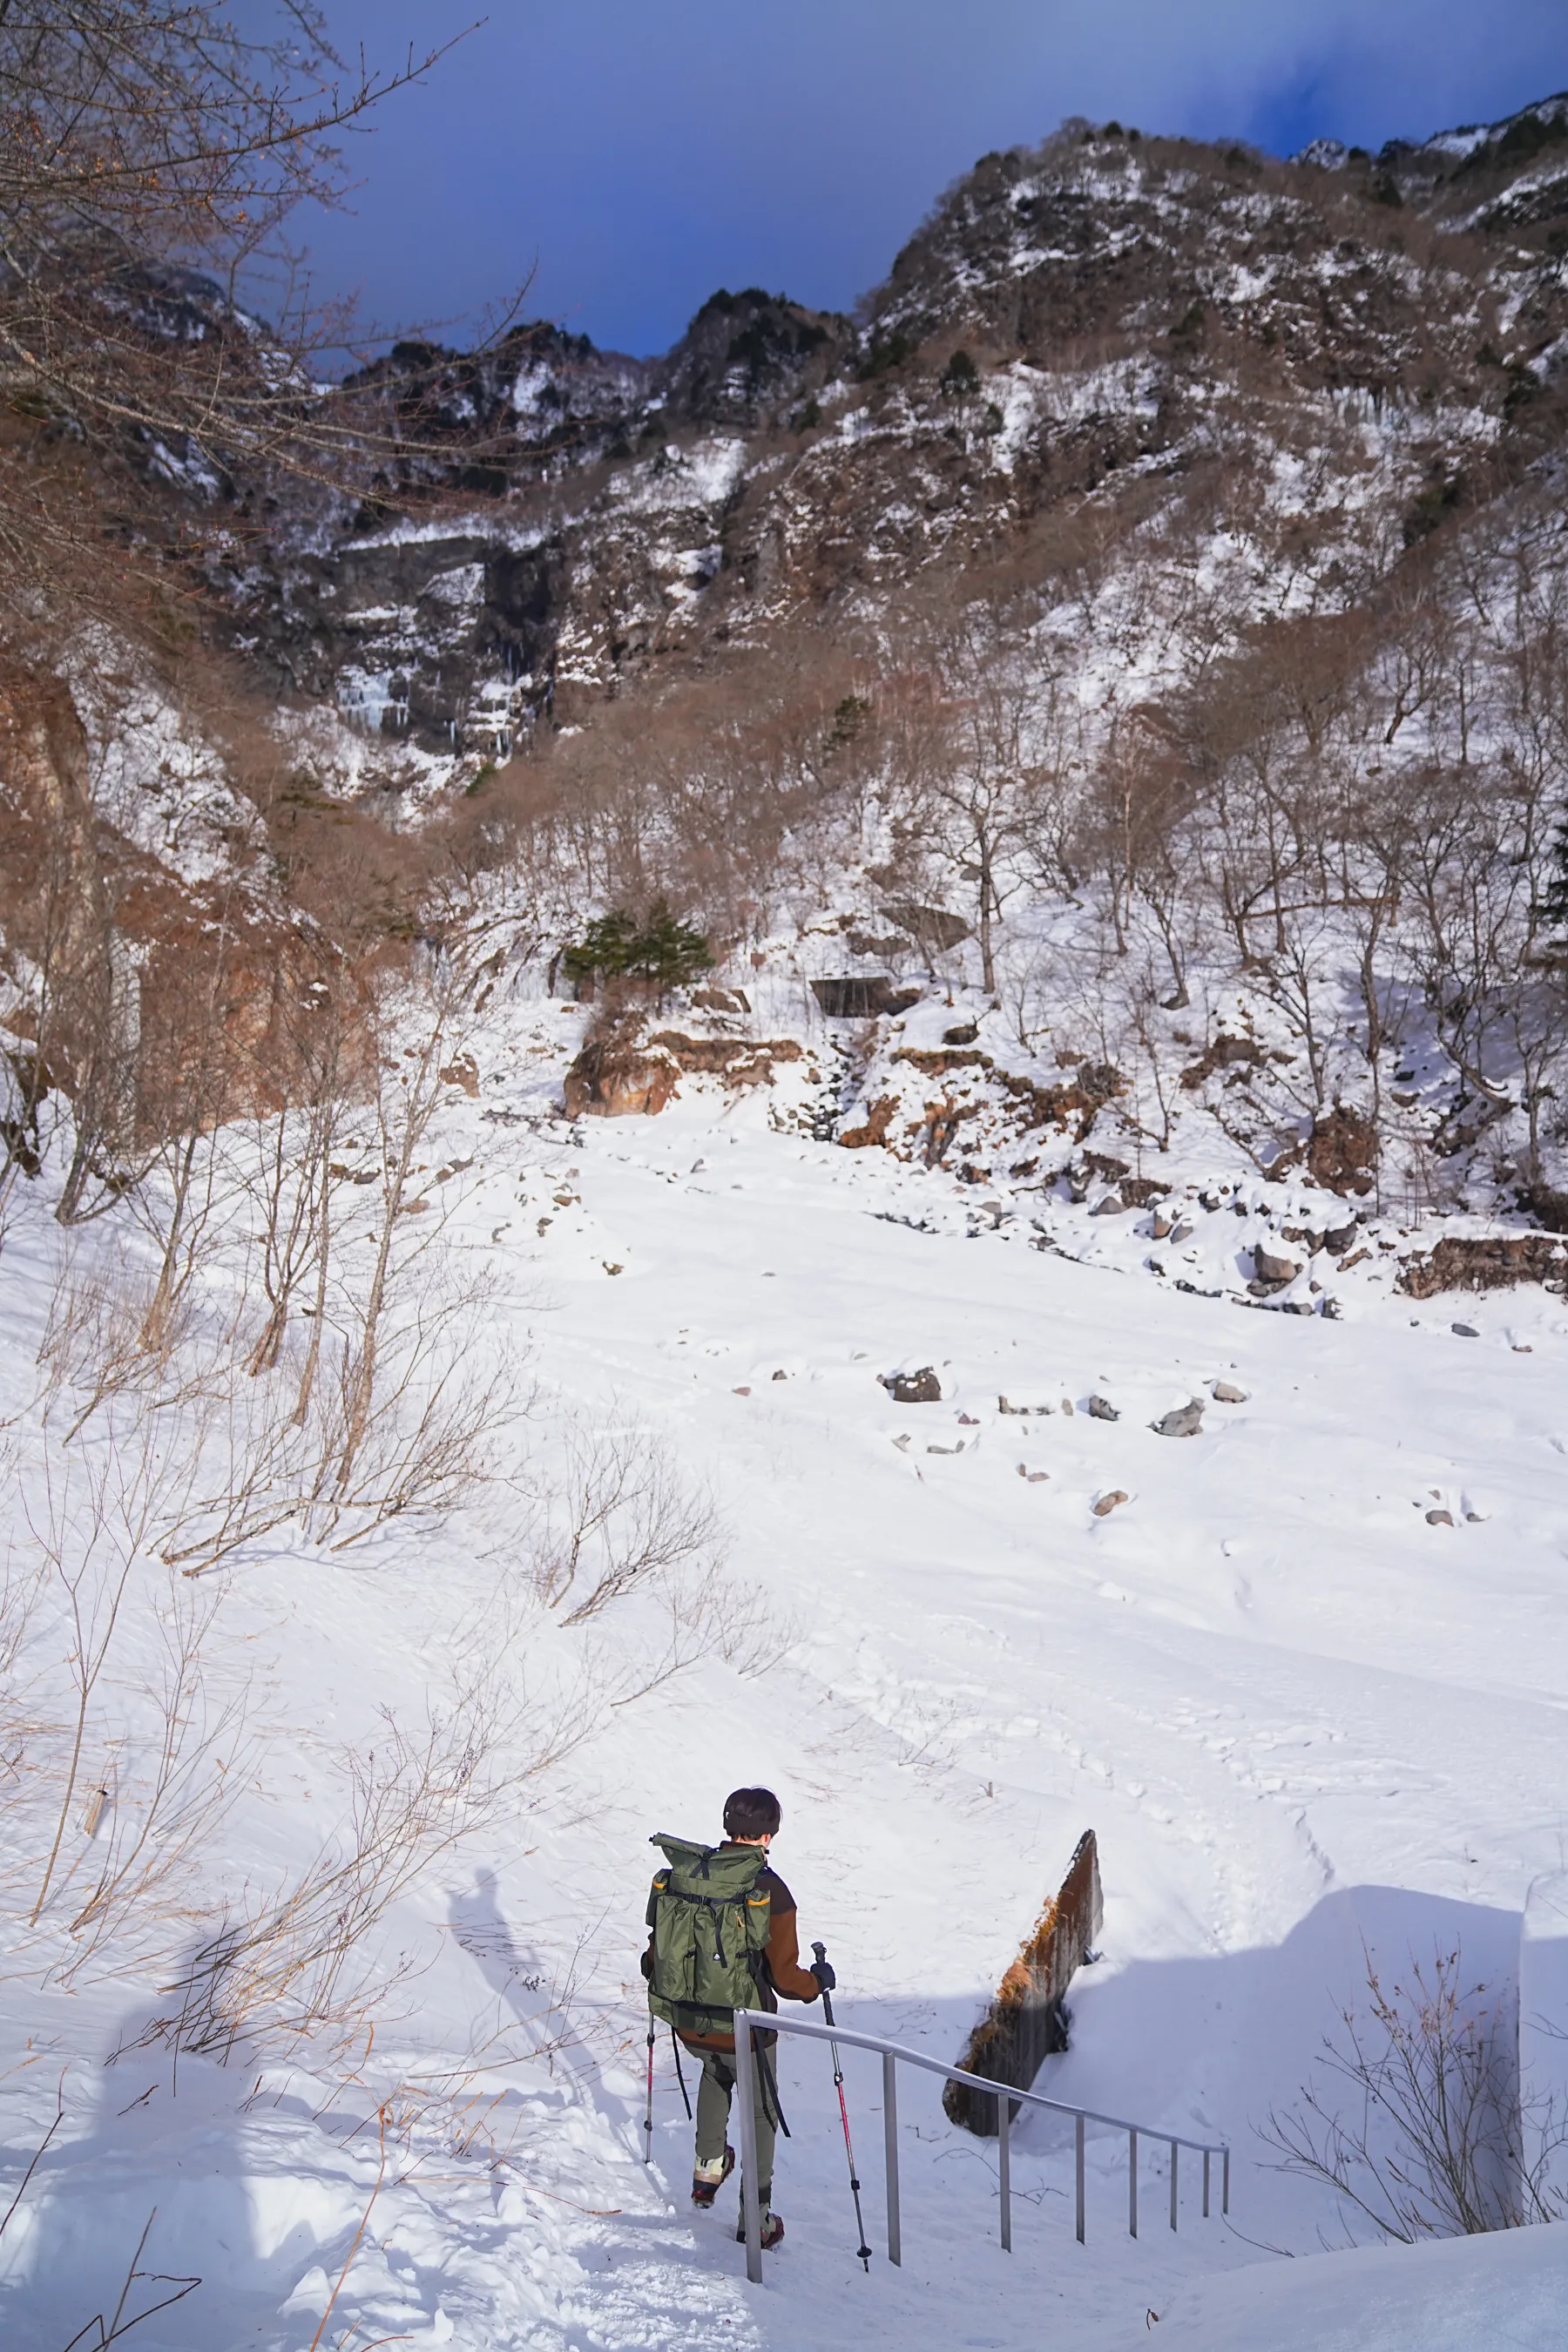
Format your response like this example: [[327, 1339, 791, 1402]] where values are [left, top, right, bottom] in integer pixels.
[[767, 1901, 821, 2004]]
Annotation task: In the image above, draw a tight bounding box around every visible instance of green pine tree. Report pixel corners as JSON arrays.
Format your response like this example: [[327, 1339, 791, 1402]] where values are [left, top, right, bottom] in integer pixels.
[[625, 902, 714, 993], [562, 904, 713, 997]]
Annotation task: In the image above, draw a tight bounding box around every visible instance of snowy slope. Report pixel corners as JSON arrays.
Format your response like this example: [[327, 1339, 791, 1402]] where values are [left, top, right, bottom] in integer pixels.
[[4, 997, 1567, 2349], [1144, 2220, 1568, 2351]]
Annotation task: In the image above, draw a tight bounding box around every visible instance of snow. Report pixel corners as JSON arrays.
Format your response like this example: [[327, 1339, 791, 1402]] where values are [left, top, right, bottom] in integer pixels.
[[1146, 2220, 1568, 2349], [611, 436, 749, 517], [1520, 1874, 1568, 2209], [3, 1011, 1568, 2348]]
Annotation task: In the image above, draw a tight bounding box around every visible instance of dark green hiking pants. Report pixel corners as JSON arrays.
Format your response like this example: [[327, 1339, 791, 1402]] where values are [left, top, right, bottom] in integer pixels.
[[694, 2044, 775, 2203]]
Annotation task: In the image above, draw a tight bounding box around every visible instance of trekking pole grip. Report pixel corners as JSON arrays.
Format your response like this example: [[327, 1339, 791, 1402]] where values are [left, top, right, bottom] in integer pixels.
[[812, 1939, 836, 2026]]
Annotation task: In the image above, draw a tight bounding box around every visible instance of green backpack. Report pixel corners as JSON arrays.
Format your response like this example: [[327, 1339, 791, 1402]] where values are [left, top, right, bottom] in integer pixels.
[[645, 1834, 772, 2038]]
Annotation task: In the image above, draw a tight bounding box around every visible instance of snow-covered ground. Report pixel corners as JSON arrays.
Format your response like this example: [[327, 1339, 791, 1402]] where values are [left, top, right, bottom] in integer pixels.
[[3, 1006, 1568, 2349]]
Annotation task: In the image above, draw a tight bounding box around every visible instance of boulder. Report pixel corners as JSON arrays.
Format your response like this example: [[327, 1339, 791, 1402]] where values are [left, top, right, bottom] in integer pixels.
[[882, 1366, 943, 1403], [1152, 1399, 1205, 1438], [1452, 1322, 1479, 1337], [1092, 1490, 1129, 1517], [562, 1023, 678, 1119], [1308, 1103, 1378, 1196], [1400, 1235, 1568, 1298], [1426, 1508, 1455, 1527], [1087, 1395, 1119, 1421], [1253, 1244, 1300, 1286], [838, 1093, 898, 1149], [652, 1031, 803, 1085], [1212, 1380, 1248, 1403], [813, 976, 921, 1018]]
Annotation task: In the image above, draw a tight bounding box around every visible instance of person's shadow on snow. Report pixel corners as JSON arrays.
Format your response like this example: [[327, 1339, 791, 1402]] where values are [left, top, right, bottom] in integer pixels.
[[0, 1989, 320, 2349], [447, 1866, 558, 2026]]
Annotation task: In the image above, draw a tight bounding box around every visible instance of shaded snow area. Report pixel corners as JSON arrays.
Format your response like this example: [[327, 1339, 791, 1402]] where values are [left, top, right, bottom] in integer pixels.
[[4, 1019, 1568, 2349], [1152, 2222, 1568, 2350]]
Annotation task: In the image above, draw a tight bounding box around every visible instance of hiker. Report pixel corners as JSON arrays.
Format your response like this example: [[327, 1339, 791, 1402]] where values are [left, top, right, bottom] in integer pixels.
[[643, 1785, 833, 2251]]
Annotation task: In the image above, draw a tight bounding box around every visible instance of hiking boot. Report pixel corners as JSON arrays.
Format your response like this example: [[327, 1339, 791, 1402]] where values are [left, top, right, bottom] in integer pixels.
[[735, 2207, 784, 2250], [691, 2146, 735, 2207]]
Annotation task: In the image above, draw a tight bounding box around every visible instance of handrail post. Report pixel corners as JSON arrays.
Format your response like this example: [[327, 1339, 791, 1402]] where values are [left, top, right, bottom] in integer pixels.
[[1170, 2140, 1179, 2231], [1203, 2147, 1211, 2219], [997, 2095, 1011, 2253], [1075, 2112, 1085, 2244], [883, 2051, 902, 2268], [734, 2017, 762, 2284], [1222, 2146, 1230, 2216], [1128, 2128, 1138, 2238]]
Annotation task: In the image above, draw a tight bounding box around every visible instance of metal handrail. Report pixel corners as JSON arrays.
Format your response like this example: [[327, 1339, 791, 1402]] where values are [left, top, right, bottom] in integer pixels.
[[730, 2006, 1229, 2285]]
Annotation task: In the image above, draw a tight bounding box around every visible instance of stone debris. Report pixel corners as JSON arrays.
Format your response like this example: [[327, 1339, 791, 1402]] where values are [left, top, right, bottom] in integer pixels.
[[1426, 1508, 1455, 1526], [1400, 1234, 1568, 1299], [1212, 1380, 1248, 1403], [882, 1366, 943, 1402], [1087, 1395, 1119, 1421], [1092, 1490, 1130, 1517], [1016, 1464, 1051, 1483], [1152, 1399, 1205, 1438]]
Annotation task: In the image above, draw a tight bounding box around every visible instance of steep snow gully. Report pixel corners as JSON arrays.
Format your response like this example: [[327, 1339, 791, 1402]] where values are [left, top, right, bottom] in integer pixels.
[[6, 1027, 1568, 2349]]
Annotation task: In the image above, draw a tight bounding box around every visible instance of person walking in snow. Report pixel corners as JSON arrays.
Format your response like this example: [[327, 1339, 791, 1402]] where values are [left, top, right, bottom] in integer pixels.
[[643, 1785, 831, 2250]]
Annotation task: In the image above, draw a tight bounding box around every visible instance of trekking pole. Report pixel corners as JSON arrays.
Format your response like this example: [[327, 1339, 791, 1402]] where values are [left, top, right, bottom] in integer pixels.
[[670, 2027, 693, 2121], [644, 2003, 655, 2163], [813, 1942, 871, 2271]]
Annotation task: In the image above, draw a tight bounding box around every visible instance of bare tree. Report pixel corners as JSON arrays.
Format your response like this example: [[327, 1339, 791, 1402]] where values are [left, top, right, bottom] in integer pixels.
[[18, 1420, 221, 1957], [1263, 1944, 1567, 2244], [884, 597, 1058, 996], [0, 3, 471, 623], [241, 975, 352, 1382], [153, 1648, 581, 2065], [530, 1418, 724, 1626]]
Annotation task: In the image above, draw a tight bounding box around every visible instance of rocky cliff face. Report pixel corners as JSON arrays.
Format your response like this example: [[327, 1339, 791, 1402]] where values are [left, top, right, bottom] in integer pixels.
[[217, 95, 1568, 782], [9, 91, 1568, 1285]]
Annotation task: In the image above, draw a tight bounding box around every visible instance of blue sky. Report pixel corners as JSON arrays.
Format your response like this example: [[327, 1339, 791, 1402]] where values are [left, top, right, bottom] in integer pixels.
[[289, 2, 1568, 358]]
